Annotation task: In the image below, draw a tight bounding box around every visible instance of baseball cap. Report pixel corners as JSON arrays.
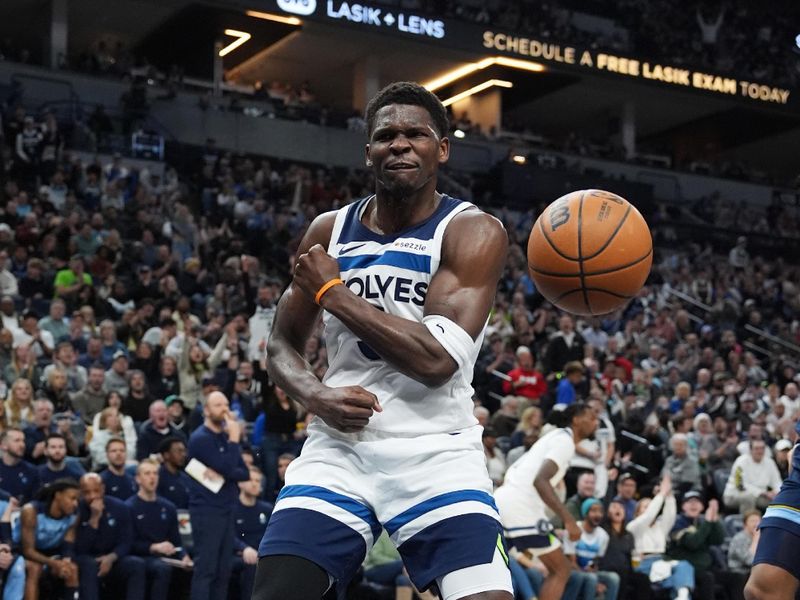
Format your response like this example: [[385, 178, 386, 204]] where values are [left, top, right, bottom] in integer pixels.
[[682, 490, 704, 504], [112, 350, 128, 361], [775, 439, 793, 452], [164, 394, 184, 407], [235, 373, 249, 382]]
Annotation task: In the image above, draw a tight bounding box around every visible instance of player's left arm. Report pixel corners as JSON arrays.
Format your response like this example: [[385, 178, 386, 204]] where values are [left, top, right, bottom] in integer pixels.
[[302, 210, 508, 387]]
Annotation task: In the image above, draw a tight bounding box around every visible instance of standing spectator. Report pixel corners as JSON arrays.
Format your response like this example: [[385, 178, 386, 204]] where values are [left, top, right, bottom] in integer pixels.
[[136, 400, 186, 460], [14, 116, 42, 190], [544, 315, 586, 376], [76, 472, 145, 600], [667, 491, 724, 600], [727, 510, 761, 600], [156, 437, 191, 509], [663, 433, 702, 494], [70, 365, 106, 425], [177, 329, 229, 411], [19, 478, 80, 600], [723, 439, 783, 513], [37, 433, 84, 485], [562, 498, 620, 600], [186, 391, 249, 600], [627, 475, 694, 600], [126, 459, 192, 600], [556, 361, 585, 407], [231, 468, 273, 600], [0, 428, 39, 503], [100, 438, 137, 500], [502, 347, 547, 407]]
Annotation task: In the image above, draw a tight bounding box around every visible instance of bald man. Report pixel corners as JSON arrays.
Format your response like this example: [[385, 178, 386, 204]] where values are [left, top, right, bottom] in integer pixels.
[[75, 473, 146, 600], [186, 391, 249, 600]]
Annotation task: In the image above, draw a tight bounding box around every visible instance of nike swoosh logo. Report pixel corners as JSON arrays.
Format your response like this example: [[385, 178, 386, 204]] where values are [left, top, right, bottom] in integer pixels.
[[339, 243, 366, 255], [436, 324, 445, 333]]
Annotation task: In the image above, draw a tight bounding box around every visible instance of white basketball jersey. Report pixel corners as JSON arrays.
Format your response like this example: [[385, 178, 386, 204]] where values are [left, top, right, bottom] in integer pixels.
[[322, 194, 483, 435]]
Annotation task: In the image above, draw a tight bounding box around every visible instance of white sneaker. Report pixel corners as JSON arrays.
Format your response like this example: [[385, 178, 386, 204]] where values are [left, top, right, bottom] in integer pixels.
[[676, 587, 691, 600]]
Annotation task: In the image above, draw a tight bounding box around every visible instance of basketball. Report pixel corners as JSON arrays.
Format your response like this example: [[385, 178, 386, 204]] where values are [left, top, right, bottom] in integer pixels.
[[527, 190, 652, 316]]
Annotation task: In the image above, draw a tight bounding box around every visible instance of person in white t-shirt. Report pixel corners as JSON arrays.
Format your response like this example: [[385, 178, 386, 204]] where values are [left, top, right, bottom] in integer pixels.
[[494, 403, 598, 600], [724, 439, 783, 513]]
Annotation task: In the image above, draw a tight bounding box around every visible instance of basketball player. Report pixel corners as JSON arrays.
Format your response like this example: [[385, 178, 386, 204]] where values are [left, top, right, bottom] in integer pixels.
[[745, 423, 800, 600], [494, 403, 598, 600], [252, 82, 512, 600]]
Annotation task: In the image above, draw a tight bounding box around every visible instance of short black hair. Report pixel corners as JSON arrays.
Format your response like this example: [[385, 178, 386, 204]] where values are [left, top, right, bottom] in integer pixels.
[[158, 436, 185, 455], [365, 82, 448, 139]]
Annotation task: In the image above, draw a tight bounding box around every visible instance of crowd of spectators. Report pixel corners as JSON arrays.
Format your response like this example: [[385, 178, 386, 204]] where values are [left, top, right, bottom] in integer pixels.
[[0, 69, 799, 600]]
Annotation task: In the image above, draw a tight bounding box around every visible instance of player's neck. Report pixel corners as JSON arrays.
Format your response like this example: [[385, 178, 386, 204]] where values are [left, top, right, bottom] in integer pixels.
[[369, 188, 441, 234], [138, 489, 157, 502]]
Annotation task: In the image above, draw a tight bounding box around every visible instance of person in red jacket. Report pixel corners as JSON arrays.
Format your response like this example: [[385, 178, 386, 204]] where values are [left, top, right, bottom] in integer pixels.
[[502, 346, 547, 405]]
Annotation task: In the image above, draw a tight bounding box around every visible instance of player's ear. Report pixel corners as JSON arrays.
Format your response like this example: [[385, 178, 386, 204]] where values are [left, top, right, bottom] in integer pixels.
[[365, 144, 373, 168], [438, 135, 450, 164]]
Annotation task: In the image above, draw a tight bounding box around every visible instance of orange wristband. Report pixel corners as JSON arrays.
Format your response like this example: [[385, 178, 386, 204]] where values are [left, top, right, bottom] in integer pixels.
[[315, 278, 344, 305]]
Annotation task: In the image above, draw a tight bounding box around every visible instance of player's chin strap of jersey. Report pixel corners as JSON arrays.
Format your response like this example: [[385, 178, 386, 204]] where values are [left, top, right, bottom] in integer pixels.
[[422, 315, 474, 372]]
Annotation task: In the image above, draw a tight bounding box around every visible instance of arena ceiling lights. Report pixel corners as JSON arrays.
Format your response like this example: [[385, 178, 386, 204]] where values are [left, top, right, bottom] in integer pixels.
[[423, 56, 545, 92], [219, 29, 252, 56], [442, 79, 513, 107], [245, 10, 303, 26]]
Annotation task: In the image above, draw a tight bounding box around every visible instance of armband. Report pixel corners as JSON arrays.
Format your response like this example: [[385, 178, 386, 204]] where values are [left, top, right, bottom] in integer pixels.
[[315, 278, 344, 305], [422, 315, 475, 371]]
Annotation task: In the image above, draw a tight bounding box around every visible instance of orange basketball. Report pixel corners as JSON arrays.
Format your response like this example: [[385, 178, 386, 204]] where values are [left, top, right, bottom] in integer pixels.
[[527, 189, 652, 316]]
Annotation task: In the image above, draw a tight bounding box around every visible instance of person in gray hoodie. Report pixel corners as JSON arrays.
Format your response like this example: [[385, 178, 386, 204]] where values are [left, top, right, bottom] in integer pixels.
[[70, 365, 106, 424]]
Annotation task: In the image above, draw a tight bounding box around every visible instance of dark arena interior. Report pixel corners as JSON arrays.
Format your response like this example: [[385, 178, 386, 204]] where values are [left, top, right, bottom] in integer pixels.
[[0, 0, 798, 599]]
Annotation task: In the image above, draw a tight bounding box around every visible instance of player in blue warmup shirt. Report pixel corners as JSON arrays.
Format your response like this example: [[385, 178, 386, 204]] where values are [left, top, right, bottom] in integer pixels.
[[18, 478, 80, 600], [126, 458, 192, 600], [75, 473, 145, 600], [231, 467, 273, 600], [253, 82, 512, 600], [746, 421, 800, 600], [0, 428, 40, 504], [186, 391, 249, 600], [156, 437, 191, 509], [37, 433, 85, 486], [100, 437, 137, 500]]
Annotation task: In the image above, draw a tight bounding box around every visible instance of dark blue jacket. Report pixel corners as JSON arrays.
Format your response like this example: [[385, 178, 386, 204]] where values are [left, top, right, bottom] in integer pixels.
[[233, 499, 273, 552], [76, 496, 132, 558], [0, 459, 40, 503], [125, 495, 185, 558], [157, 465, 191, 510], [38, 462, 85, 486], [136, 422, 186, 461], [186, 425, 248, 512], [100, 470, 137, 501]]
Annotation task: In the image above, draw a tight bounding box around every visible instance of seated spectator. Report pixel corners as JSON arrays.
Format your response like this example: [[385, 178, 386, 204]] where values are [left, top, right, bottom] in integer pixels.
[[3, 343, 41, 389], [509, 405, 542, 450], [0, 428, 39, 503], [19, 479, 80, 600], [601, 499, 651, 600], [121, 369, 154, 423], [613, 473, 638, 523], [53, 255, 92, 305], [231, 468, 273, 600], [228, 373, 258, 424], [37, 433, 84, 485], [136, 400, 187, 460], [700, 416, 740, 472], [774, 438, 792, 480], [78, 336, 103, 370], [565, 472, 597, 522], [6, 377, 34, 427], [490, 395, 520, 438], [126, 459, 192, 600], [91, 391, 137, 451], [23, 398, 58, 463], [70, 364, 106, 425], [627, 474, 694, 600], [100, 438, 137, 501], [157, 437, 190, 509], [727, 509, 761, 600], [42, 341, 86, 395], [562, 498, 620, 600], [42, 367, 74, 414], [165, 395, 189, 437], [667, 491, 724, 600], [37, 300, 68, 345], [88, 407, 136, 468], [502, 347, 546, 407], [482, 427, 506, 487], [663, 433, 702, 494], [724, 439, 783, 513], [75, 472, 145, 600], [0, 496, 25, 599], [266, 453, 294, 503], [103, 351, 130, 397]]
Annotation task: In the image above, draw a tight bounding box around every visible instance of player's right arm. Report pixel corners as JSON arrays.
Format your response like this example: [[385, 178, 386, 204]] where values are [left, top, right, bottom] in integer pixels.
[[534, 459, 581, 541], [266, 212, 381, 433]]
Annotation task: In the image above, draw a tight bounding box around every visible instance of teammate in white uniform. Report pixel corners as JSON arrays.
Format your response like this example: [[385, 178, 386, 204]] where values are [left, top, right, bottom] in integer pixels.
[[252, 82, 512, 600], [494, 404, 598, 600]]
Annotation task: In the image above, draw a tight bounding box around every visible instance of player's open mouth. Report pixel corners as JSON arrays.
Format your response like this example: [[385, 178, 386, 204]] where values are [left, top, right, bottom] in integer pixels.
[[385, 162, 417, 170]]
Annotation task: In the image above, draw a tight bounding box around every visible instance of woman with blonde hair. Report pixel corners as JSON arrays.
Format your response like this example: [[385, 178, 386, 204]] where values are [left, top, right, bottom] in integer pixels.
[[178, 324, 231, 410], [3, 343, 40, 387], [510, 405, 543, 449], [88, 406, 135, 468], [6, 377, 34, 426], [90, 391, 137, 463]]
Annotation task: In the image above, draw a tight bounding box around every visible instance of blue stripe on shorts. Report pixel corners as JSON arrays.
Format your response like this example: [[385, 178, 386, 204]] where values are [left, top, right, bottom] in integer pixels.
[[384, 489, 498, 535]]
